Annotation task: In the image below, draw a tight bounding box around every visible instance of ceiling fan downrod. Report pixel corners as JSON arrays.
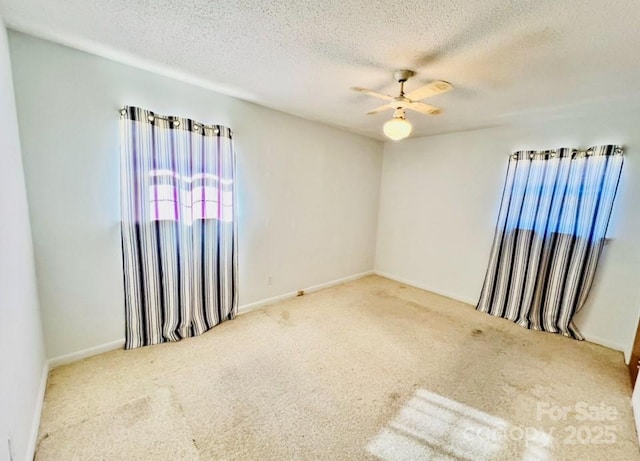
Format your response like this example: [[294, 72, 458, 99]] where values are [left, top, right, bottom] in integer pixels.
[[394, 69, 414, 97]]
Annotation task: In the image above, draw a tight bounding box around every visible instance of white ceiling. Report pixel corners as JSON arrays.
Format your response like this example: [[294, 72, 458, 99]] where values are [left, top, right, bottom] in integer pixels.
[[1, 0, 640, 140]]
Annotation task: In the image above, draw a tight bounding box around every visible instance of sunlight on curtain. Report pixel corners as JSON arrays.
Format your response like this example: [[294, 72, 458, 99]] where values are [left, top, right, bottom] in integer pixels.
[[505, 150, 623, 240], [477, 146, 623, 339]]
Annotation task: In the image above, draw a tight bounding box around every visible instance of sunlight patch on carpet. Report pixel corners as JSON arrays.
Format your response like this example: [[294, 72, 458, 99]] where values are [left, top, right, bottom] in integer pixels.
[[367, 389, 552, 461]]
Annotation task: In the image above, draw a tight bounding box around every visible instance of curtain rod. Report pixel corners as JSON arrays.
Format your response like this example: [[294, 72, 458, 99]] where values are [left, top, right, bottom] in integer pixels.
[[511, 146, 623, 159], [119, 108, 224, 134], [572, 147, 624, 155]]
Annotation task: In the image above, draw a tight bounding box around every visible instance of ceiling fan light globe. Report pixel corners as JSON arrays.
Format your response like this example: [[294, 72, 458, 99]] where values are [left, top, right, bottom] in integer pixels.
[[383, 117, 412, 141]]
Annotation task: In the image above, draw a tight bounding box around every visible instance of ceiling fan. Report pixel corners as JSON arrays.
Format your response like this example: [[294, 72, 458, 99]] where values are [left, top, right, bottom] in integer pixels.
[[351, 70, 453, 140]]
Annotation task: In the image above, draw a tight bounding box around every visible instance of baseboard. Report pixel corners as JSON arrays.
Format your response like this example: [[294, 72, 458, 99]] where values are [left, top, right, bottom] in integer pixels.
[[48, 338, 125, 369], [581, 333, 625, 358], [374, 270, 478, 306], [26, 361, 49, 460], [375, 270, 628, 358], [46, 273, 374, 367], [238, 270, 374, 315], [28, 341, 126, 458]]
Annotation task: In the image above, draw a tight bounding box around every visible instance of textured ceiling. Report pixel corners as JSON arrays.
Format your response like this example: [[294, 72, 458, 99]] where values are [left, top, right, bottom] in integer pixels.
[[1, 0, 640, 140]]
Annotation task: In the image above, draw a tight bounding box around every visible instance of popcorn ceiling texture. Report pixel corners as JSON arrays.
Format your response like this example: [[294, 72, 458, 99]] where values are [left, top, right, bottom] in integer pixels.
[[1, 0, 639, 139]]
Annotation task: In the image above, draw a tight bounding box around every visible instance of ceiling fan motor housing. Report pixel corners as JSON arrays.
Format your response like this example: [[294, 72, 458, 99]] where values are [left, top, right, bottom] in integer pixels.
[[394, 69, 415, 83]]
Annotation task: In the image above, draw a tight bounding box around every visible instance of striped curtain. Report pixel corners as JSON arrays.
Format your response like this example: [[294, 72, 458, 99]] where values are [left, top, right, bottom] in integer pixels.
[[120, 106, 237, 349], [477, 145, 623, 339]]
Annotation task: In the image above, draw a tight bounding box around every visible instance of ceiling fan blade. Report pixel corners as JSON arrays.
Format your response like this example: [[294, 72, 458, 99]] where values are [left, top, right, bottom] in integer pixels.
[[351, 87, 394, 101], [404, 80, 453, 101], [406, 102, 441, 115], [367, 103, 394, 115]]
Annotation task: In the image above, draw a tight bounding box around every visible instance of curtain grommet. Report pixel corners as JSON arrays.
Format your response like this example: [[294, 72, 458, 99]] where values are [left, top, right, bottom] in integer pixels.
[[148, 115, 155, 122], [120, 109, 126, 116], [214, 128, 219, 134], [173, 120, 180, 127]]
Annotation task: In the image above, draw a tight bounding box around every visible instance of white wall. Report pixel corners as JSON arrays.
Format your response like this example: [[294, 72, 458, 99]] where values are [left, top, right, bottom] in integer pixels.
[[8, 31, 383, 360], [376, 113, 640, 361], [0, 17, 46, 461]]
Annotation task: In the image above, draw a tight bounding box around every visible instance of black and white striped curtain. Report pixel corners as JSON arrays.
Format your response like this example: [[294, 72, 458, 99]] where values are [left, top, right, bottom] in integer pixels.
[[477, 145, 623, 339], [120, 106, 237, 349]]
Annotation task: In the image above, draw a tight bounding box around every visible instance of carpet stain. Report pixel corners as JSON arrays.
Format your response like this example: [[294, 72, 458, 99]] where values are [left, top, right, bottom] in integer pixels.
[[388, 392, 401, 402], [120, 396, 153, 426], [36, 388, 199, 460]]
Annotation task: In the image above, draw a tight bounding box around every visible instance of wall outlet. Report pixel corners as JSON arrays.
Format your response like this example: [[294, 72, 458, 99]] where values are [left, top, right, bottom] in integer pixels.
[[297, 290, 304, 297]]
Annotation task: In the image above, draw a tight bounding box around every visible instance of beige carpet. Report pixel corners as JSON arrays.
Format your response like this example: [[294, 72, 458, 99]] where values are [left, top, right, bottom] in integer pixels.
[[36, 275, 639, 460]]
